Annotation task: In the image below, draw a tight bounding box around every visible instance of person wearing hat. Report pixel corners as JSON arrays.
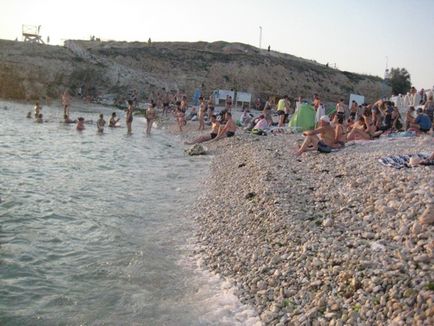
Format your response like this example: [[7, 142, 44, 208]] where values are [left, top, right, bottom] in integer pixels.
[[296, 115, 338, 156]]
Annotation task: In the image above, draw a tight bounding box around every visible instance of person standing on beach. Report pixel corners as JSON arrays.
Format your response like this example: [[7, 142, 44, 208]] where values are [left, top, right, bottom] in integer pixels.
[[145, 102, 157, 135], [62, 90, 71, 117], [277, 95, 290, 127], [197, 97, 206, 131], [126, 100, 134, 134]]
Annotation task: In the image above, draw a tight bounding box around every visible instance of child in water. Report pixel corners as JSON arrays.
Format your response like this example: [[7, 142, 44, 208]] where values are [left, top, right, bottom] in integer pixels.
[[96, 113, 105, 133], [109, 112, 120, 127], [76, 117, 85, 130]]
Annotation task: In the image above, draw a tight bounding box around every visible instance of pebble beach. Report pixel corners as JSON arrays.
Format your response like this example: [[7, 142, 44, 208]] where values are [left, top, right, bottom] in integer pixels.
[[182, 125, 434, 325]]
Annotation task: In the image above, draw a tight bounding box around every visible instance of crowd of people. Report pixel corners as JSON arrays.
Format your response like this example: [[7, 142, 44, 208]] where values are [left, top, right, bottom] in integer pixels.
[[25, 86, 434, 162]]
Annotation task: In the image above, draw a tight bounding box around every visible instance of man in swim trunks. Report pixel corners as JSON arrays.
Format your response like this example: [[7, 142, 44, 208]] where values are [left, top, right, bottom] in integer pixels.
[[296, 115, 337, 156], [184, 115, 220, 145], [213, 112, 236, 141]]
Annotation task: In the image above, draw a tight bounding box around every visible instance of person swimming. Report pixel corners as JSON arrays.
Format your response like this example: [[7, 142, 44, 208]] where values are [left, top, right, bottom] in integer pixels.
[[26, 111, 32, 118], [35, 113, 44, 123], [76, 117, 85, 130]]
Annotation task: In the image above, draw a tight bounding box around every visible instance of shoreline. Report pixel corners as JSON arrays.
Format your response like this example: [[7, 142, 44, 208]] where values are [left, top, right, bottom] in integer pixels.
[[190, 130, 433, 325]]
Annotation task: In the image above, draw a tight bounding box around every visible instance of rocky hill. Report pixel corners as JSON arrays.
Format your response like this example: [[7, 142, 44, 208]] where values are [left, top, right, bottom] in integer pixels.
[[0, 39, 390, 103]]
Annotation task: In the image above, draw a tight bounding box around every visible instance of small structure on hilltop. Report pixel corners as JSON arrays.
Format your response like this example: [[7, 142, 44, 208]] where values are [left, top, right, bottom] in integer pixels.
[[22, 25, 44, 44]]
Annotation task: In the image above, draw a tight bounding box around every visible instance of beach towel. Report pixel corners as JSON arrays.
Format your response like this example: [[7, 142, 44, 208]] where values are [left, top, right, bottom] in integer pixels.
[[386, 130, 416, 138], [378, 153, 430, 169]]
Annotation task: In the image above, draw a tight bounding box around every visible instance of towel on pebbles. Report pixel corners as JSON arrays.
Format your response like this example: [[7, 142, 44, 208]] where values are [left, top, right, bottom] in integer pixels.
[[378, 153, 431, 169]]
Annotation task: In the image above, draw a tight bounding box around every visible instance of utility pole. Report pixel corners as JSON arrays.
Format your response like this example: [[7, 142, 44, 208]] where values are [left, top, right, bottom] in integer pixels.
[[259, 26, 262, 50]]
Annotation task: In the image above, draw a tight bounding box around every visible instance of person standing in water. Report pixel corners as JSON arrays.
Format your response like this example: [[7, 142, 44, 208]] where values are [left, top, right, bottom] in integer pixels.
[[109, 112, 120, 127], [96, 113, 106, 133], [145, 102, 157, 135], [126, 100, 134, 134], [62, 90, 71, 117], [34, 101, 42, 118], [76, 117, 85, 130]]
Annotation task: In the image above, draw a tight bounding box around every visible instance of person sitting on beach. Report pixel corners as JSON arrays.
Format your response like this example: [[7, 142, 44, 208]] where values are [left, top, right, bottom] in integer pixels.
[[239, 108, 253, 127], [35, 113, 44, 123], [146, 102, 157, 135], [97, 113, 105, 133], [34, 101, 42, 118], [64, 114, 76, 124], [334, 115, 347, 147], [296, 115, 338, 156], [76, 117, 85, 130], [410, 108, 432, 134], [252, 114, 269, 135], [126, 99, 134, 134], [185, 115, 220, 145], [212, 112, 236, 141], [391, 106, 403, 131], [109, 112, 120, 127]]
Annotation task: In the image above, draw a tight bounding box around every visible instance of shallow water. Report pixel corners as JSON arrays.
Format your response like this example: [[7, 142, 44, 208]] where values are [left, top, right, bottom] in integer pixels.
[[0, 101, 259, 325]]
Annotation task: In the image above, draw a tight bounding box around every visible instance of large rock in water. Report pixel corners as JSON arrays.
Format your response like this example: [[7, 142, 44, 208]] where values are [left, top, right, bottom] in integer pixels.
[[185, 144, 206, 156]]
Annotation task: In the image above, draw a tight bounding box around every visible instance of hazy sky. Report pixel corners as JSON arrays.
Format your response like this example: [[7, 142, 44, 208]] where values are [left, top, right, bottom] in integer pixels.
[[1, 0, 433, 89]]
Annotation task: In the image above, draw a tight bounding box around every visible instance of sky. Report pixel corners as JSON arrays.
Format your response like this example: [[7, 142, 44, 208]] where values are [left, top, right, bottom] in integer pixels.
[[1, 0, 433, 89]]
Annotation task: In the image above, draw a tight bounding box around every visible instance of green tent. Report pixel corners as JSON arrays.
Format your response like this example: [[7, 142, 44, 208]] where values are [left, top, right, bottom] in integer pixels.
[[288, 104, 316, 132]]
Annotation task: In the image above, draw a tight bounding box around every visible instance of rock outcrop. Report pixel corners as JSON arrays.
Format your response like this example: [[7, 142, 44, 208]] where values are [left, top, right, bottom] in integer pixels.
[[0, 39, 390, 102]]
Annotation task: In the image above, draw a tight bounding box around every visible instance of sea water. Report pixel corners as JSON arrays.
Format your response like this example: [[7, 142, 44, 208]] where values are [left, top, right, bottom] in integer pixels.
[[0, 101, 259, 325]]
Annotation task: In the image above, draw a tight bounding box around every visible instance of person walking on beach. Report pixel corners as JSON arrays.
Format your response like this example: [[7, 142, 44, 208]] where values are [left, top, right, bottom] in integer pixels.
[[62, 90, 71, 117], [145, 102, 157, 135], [97, 113, 105, 133], [126, 100, 134, 134]]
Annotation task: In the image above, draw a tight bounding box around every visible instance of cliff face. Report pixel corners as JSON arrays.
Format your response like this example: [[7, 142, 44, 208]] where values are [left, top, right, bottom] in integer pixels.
[[0, 39, 390, 102]]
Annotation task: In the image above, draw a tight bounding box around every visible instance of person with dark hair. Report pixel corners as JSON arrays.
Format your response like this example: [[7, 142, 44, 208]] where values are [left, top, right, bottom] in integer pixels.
[[109, 112, 120, 127], [410, 108, 432, 133], [96, 113, 105, 133], [145, 102, 157, 135], [185, 115, 220, 145], [76, 117, 85, 130], [213, 111, 236, 141], [277, 95, 289, 127], [126, 99, 134, 134]]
